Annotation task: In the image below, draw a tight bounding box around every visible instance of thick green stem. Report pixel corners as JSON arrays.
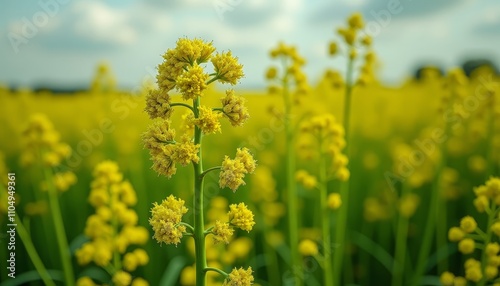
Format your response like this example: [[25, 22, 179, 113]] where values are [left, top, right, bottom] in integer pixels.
[[319, 140, 333, 286], [332, 53, 354, 286], [283, 69, 301, 286], [193, 97, 207, 286], [392, 184, 410, 286], [43, 167, 74, 286]]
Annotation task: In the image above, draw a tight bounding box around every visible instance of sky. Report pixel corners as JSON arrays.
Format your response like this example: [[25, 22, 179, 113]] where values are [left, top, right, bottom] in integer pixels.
[[0, 0, 499, 89]]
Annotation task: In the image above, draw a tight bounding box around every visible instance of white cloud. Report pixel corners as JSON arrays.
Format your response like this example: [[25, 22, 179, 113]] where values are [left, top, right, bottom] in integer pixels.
[[72, 1, 137, 45]]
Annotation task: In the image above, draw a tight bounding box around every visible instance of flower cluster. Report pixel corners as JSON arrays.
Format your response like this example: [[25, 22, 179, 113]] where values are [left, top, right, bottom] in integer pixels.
[[300, 114, 349, 181], [222, 267, 254, 286], [143, 38, 249, 179], [441, 177, 500, 285], [76, 161, 149, 286], [266, 42, 309, 103], [219, 148, 257, 192], [145, 38, 255, 285], [149, 195, 189, 245], [328, 12, 377, 86], [21, 113, 71, 167], [21, 114, 77, 192]]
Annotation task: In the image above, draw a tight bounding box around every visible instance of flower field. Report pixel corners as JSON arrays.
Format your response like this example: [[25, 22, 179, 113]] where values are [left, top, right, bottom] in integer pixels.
[[1, 11, 500, 286]]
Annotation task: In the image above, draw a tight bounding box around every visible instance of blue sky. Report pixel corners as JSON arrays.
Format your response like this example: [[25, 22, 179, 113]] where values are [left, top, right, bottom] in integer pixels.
[[0, 0, 499, 89]]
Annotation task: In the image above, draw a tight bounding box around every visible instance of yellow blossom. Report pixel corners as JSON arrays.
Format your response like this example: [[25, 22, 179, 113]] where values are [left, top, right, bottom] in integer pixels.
[[299, 239, 318, 256], [458, 238, 475, 254], [176, 64, 209, 100], [448, 227, 465, 242], [76, 277, 96, 286], [228, 203, 255, 232], [212, 220, 234, 244], [440, 271, 455, 286], [223, 267, 254, 286], [221, 89, 250, 127], [460, 216, 477, 233], [112, 270, 132, 286], [145, 88, 172, 119], [328, 193, 342, 210], [149, 195, 189, 245], [194, 106, 222, 134], [212, 51, 244, 85]]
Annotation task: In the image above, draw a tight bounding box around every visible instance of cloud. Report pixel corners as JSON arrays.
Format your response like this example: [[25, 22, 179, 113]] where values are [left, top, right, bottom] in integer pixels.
[[310, 0, 470, 25]]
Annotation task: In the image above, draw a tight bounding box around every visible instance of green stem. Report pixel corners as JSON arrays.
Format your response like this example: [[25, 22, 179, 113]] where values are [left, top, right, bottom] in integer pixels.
[[170, 102, 194, 113], [319, 137, 333, 286], [283, 66, 301, 286], [199, 166, 222, 180], [486, 101, 496, 177], [14, 212, 56, 286], [332, 52, 354, 286], [478, 204, 497, 286], [410, 175, 439, 286], [43, 167, 75, 286], [193, 97, 207, 286], [392, 184, 410, 286], [204, 267, 227, 277]]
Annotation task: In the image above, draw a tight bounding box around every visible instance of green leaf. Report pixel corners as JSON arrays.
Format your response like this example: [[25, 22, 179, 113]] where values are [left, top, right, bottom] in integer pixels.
[[0, 270, 63, 286], [350, 231, 394, 272], [159, 256, 186, 286]]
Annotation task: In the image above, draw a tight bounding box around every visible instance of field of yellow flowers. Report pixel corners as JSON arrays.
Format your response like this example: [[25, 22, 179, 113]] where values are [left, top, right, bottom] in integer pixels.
[[1, 13, 500, 286]]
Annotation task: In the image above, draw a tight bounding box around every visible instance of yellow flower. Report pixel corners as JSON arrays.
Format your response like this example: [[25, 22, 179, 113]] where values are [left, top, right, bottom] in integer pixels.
[[172, 136, 200, 166], [149, 195, 189, 245], [157, 49, 186, 91], [485, 265, 499, 279], [131, 278, 149, 286], [328, 42, 338, 56], [223, 267, 254, 286], [211, 51, 244, 85], [76, 277, 96, 286], [347, 12, 364, 29], [180, 265, 196, 285], [448, 227, 465, 242], [221, 90, 250, 127], [266, 66, 278, 79], [465, 264, 482, 282], [219, 149, 254, 192], [460, 216, 477, 233], [145, 88, 172, 119], [295, 170, 317, 190], [194, 106, 222, 134], [299, 239, 318, 256], [492, 222, 500, 237], [458, 238, 475, 254], [75, 243, 95, 265], [123, 252, 139, 271], [474, 195, 489, 213], [112, 270, 132, 286], [228, 203, 255, 232], [453, 276, 467, 286], [176, 63, 209, 100], [328, 193, 342, 210], [212, 220, 234, 244], [439, 271, 455, 286], [486, 242, 500, 256], [361, 35, 372, 46], [176, 37, 215, 64], [236, 147, 256, 173]]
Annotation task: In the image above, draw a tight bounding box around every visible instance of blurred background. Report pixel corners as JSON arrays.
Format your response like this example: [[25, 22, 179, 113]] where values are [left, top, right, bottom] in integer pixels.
[[1, 0, 499, 89]]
